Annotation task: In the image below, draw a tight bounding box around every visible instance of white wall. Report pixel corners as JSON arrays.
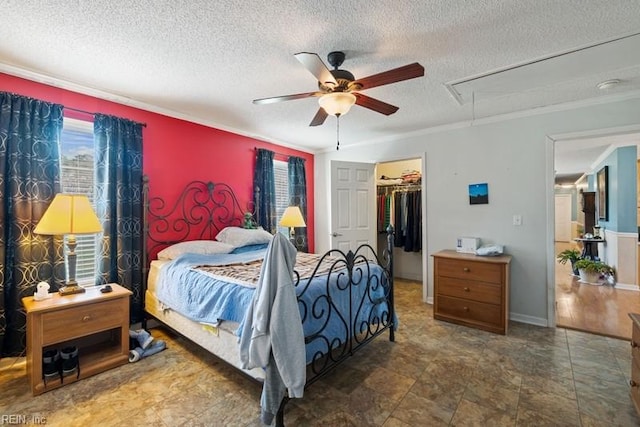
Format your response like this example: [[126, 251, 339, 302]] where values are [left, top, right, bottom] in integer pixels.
[[315, 97, 640, 326]]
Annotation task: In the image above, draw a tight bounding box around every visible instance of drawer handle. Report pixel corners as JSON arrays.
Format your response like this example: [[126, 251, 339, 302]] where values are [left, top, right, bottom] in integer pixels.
[[631, 380, 639, 388], [463, 287, 470, 292], [82, 315, 91, 322], [463, 306, 469, 312], [632, 341, 639, 349], [463, 267, 470, 272]]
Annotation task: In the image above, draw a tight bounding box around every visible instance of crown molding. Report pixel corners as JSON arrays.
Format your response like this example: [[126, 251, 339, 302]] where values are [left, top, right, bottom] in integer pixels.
[[0, 63, 314, 155]]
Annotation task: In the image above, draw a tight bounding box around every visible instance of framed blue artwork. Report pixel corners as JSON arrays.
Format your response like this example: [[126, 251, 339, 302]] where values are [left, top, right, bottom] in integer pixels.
[[469, 183, 488, 205]]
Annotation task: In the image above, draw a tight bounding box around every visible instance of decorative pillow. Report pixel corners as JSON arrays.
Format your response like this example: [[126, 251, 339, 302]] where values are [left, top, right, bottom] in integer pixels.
[[215, 226, 273, 248], [157, 240, 235, 260]]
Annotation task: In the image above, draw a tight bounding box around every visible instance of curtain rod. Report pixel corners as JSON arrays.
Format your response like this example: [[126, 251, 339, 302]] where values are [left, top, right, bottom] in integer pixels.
[[254, 147, 305, 161], [64, 106, 147, 127]]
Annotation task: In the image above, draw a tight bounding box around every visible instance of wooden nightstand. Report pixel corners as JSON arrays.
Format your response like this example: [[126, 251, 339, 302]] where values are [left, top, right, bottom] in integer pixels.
[[22, 283, 132, 395]]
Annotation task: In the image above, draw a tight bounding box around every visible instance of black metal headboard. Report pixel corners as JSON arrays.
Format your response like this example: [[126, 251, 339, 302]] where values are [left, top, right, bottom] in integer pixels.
[[142, 175, 253, 266]]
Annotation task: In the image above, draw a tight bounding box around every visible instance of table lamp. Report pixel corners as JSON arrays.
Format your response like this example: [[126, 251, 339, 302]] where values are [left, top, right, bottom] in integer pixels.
[[34, 194, 103, 295], [279, 206, 306, 242]]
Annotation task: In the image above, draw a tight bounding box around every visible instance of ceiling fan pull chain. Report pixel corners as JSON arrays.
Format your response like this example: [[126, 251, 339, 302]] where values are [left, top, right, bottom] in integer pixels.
[[336, 114, 340, 150]]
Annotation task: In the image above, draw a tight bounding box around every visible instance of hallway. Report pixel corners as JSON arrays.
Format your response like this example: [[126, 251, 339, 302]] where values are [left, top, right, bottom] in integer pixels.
[[555, 243, 640, 340]]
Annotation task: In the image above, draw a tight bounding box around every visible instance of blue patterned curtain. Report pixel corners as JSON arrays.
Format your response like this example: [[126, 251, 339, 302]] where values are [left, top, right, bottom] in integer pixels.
[[0, 92, 64, 356], [94, 114, 143, 322], [254, 149, 276, 233], [288, 156, 308, 252]]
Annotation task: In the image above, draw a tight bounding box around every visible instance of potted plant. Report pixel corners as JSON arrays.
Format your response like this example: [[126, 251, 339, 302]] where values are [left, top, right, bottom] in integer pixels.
[[557, 249, 581, 276], [574, 259, 613, 285]]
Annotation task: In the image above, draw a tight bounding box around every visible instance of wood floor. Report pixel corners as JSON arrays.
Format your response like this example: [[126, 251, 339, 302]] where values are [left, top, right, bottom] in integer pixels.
[[555, 242, 640, 340]]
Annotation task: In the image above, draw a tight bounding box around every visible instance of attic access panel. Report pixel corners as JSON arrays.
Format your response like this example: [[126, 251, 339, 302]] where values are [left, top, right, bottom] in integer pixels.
[[445, 32, 640, 105]]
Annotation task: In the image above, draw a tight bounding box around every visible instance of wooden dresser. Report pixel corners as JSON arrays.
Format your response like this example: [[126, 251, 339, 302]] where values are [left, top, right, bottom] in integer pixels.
[[432, 250, 512, 335], [628, 313, 640, 415]]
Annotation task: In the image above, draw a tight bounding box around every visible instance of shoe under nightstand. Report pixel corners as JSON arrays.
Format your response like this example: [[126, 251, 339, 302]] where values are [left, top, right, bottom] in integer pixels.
[[22, 283, 132, 395]]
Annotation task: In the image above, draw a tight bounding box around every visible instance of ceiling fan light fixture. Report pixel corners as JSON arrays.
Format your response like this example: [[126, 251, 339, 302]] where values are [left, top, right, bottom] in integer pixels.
[[319, 92, 356, 116]]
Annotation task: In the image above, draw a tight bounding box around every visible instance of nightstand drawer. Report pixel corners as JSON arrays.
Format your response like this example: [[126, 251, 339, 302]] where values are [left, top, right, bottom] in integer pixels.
[[42, 299, 125, 345], [436, 258, 503, 284], [437, 276, 502, 305]]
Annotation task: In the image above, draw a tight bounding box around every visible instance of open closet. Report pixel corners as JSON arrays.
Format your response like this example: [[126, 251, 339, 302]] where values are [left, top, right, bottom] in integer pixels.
[[376, 158, 423, 282]]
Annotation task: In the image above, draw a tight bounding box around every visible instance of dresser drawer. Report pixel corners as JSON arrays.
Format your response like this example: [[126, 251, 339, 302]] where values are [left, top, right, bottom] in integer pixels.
[[437, 276, 502, 305], [631, 355, 640, 413], [633, 323, 640, 360], [436, 258, 503, 284], [42, 299, 126, 345], [436, 295, 502, 327]]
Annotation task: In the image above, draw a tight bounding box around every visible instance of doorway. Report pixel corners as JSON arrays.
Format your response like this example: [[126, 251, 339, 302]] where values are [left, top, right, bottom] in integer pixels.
[[375, 157, 427, 301], [552, 129, 640, 340]]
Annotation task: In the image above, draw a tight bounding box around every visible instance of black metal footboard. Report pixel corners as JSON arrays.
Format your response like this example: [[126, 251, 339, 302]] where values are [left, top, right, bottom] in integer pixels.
[[275, 227, 395, 425]]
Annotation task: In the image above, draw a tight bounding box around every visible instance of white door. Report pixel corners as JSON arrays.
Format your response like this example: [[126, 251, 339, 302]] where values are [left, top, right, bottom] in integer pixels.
[[555, 194, 572, 242], [330, 161, 376, 252]]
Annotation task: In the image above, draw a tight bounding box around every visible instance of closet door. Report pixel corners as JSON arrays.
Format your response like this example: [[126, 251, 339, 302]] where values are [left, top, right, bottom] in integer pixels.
[[330, 161, 375, 252]]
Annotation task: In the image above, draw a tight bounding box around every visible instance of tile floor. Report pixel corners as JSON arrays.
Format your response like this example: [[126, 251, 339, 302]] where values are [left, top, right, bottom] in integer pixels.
[[1, 280, 639, 426]]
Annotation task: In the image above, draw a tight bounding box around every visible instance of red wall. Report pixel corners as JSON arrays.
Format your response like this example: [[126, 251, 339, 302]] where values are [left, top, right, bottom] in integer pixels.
[[0, 72, 314, 251]]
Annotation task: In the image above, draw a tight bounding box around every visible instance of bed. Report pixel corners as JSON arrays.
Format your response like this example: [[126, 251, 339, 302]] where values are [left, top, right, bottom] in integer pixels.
[[141, 176, 395, 425]]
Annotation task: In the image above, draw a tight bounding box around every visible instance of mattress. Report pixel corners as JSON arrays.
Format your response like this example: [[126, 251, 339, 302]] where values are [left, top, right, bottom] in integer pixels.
[[145, 260, 265, 381], [146, 251, 390, 378]]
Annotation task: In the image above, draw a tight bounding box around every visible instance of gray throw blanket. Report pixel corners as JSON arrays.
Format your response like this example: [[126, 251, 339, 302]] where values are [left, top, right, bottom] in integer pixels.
[[238, 233, 306, 425]]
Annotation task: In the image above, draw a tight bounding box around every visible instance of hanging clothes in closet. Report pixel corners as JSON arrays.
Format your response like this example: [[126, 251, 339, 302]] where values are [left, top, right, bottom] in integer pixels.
[[377, 186, 421, 252]]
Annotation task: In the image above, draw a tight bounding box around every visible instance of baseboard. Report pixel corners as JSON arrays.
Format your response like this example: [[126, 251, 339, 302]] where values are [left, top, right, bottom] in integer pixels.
[[396, 273, 423, 282], [614, 283, 639, 291], [510, 312, 549, 327]]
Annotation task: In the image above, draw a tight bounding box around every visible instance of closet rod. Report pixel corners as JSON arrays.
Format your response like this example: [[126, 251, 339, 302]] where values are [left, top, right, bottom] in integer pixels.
[[378, 184, 422, 191]]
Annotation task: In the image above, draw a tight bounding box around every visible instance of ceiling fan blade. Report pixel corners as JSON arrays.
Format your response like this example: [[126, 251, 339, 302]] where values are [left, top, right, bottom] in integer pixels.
[[354, 93, 399, 115], [309, 108, 328, 126], [294, 52, 338, 87], [352, 63, 425, 90], [253, 92, 320, 105]]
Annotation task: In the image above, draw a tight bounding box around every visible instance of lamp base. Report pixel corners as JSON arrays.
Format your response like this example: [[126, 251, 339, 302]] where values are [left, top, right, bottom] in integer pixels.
[[58, 284, 86, 296]]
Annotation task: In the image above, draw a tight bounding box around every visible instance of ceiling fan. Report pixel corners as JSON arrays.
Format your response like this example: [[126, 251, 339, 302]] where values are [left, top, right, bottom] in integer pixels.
[[253, 51, 425, 126]]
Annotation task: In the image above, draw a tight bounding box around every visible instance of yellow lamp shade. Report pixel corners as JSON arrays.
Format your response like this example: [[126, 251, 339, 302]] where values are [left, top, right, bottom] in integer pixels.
[[35, 194, 102, 235], [279, 206, 306, 228]]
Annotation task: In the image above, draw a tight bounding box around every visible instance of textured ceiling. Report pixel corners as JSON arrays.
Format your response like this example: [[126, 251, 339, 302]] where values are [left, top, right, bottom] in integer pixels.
[[554, 133, 640, 185], [1, 0, 640, 154]]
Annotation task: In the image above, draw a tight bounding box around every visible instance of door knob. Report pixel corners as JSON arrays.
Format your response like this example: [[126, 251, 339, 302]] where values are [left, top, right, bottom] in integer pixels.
[[331, 232, 343, 237]]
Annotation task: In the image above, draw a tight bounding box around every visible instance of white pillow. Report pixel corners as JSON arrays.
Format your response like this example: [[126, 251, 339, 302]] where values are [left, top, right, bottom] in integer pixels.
[[157, 240, 235, 260], [215, 226, 273, 248]]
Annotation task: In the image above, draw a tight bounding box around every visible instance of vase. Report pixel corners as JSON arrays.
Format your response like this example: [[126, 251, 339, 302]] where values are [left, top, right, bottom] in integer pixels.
[[578, 269, 601, 285]]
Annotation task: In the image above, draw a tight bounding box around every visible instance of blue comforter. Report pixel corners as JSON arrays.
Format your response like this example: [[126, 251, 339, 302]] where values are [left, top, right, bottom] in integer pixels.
[[155, 249, 391, 363], [156, 250, 265, 325]]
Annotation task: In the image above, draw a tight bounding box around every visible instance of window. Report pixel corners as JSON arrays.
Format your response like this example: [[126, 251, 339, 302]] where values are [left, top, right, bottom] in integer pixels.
[[273, 160, 289, 236], [59, 118, 97, 285]]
